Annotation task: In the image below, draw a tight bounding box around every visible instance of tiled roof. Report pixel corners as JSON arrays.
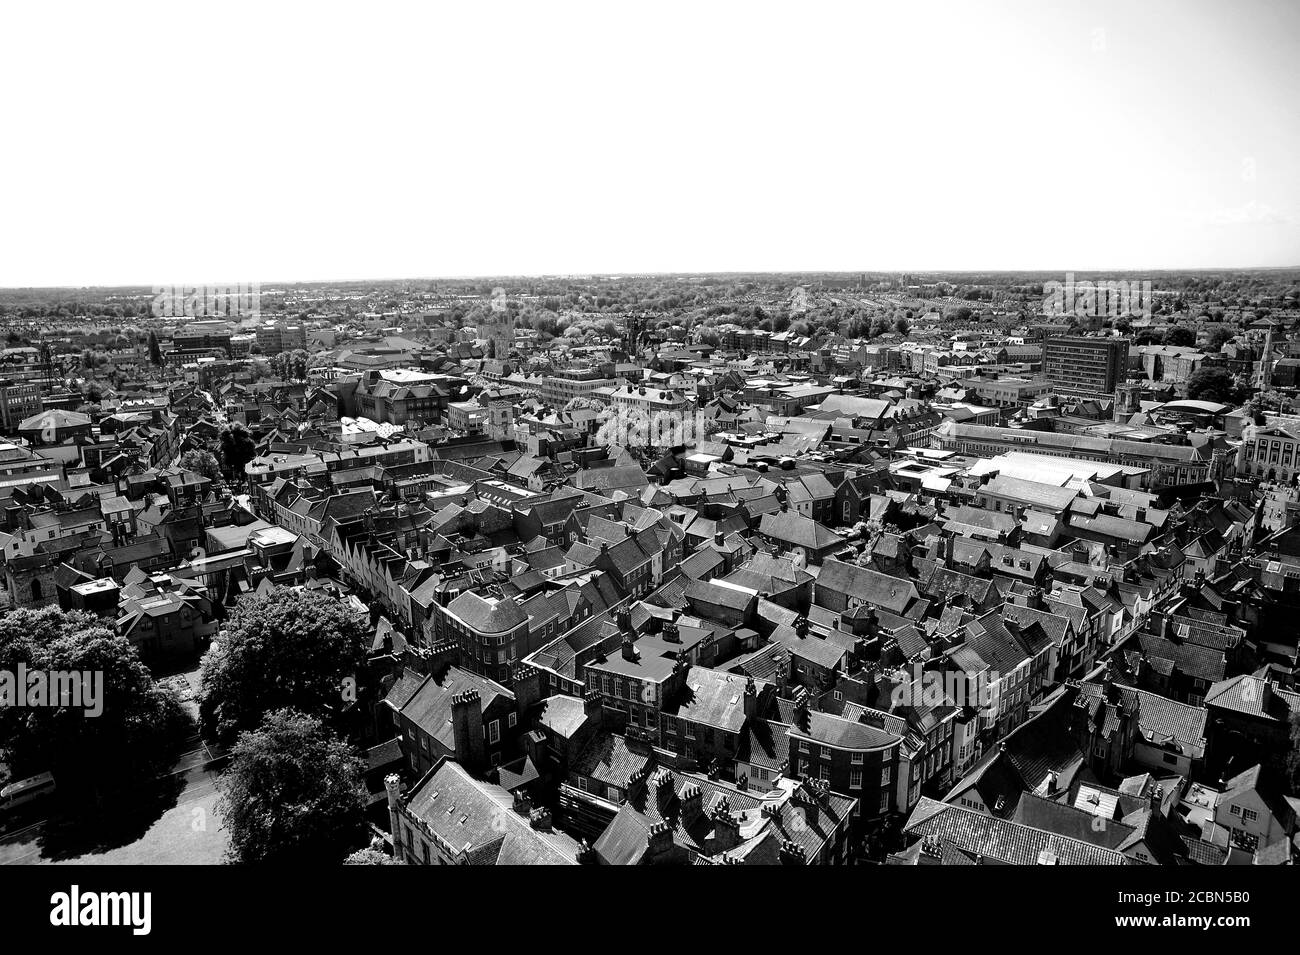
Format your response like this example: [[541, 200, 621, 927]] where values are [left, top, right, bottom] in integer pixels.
[[404, 759, 579, 865], [904, 798, 1130, 866]]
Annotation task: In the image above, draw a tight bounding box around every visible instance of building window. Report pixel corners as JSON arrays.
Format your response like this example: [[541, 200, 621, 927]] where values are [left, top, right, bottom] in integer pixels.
[[487, 720, 500, 745]]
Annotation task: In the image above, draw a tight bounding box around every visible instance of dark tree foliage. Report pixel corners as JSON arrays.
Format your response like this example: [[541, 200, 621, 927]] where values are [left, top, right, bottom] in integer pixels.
[[198, 589, 369, 745], [218, 708, 367, 864], [218, 422, 257, 479], [0, 607, 191, 801], [1185, 366, 1235, 403]]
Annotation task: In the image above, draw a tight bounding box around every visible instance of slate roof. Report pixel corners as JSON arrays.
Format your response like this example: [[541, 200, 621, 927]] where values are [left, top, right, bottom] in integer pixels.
[[394, 666, 515, 749], [816, 559, 918, 615], [445, 590, 528, 634], [404, 759, 579, 865], [904, 797, 1130, 866], [572, 732, 655, 789], [757, 511, 844, 551]]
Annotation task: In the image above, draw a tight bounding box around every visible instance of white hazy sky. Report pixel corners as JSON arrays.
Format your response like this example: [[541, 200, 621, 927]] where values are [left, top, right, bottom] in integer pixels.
[[1, 0, 1297, 287]]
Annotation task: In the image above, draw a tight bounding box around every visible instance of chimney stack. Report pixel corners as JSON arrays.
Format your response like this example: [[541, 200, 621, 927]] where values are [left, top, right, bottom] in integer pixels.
[[743, 676, 759, 720], [451, 689, 486, 766], [793, 687, 811, 731], [778, 839, 807, 865], [680, 783, 703, 826]]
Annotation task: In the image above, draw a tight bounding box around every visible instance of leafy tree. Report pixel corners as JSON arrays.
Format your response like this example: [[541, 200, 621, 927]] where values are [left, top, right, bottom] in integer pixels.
[[0, 607, 191, 802], [1185, 366, 1234, 403], [147, 330, 162, 366], [218, 708, 366, 864], [218, 422, 257, 479], [178, 449, 222, 482], [1207, 326, 1235, 351], [344, 837, 400, 865], [198, 589, 369, 745], [1164, 325, 1196, 347]]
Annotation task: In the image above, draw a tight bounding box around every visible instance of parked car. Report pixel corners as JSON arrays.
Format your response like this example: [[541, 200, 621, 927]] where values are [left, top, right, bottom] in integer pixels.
[[0, 772, 56, 815]]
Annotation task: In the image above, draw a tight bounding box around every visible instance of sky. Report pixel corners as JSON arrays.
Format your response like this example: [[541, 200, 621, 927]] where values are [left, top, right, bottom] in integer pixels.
[[1, 0, 1297, 287]]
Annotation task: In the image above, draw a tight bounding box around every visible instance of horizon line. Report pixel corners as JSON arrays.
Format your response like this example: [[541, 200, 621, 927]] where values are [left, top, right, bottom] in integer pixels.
[[3, 264, 1300, 294]]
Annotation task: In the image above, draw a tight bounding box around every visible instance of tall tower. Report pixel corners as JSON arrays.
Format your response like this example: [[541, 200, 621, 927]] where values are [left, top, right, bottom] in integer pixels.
[[385, 774, 404, 860], [1259, 326, 1274, 389], [1114, 383, 1142, 423]]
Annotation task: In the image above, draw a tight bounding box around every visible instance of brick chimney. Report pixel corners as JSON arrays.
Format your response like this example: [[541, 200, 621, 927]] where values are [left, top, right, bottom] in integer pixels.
[[743, 676, 760, 720], [451, 688, 486, 766], [793, 687, 811, 732], [708, 799, 741, 853], [652, 769, 674, 814], [679, 782, 703, 826], [778, 839, 807, 865], [646, 820, 674, 861]]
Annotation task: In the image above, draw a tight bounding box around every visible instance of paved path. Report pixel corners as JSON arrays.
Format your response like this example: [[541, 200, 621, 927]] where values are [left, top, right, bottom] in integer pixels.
[[0, 734, 229, 865]]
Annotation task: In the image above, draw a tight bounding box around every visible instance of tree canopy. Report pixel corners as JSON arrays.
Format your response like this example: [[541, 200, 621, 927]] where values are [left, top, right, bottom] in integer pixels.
[[1185, 366, 1235, 403], [178, 448, 222, 482], [218, 708, 367, 864], [0, 607, 190, 800], [218, 422, 257, 479], [198, 588, 370, 745]]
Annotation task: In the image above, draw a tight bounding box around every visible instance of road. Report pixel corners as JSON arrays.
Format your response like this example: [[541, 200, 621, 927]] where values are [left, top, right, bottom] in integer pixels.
[[0, 734, 229, 865]]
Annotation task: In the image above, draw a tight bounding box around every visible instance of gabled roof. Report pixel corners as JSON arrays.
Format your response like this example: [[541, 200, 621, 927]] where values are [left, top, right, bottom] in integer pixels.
[[903, 798, 1129, 865], [757, 511, 844, 551], [404, 758, 579, 865], [816, 559, 918, 615]]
